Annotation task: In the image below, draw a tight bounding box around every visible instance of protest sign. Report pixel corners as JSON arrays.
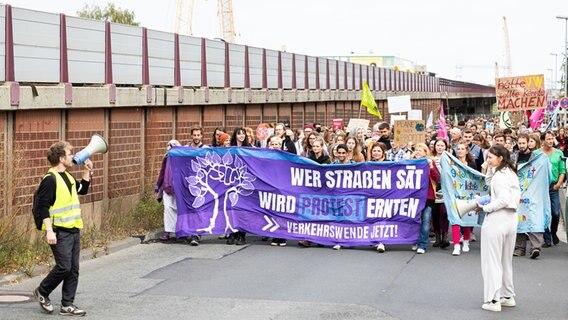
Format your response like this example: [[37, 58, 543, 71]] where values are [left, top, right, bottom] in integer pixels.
[[496, 74, 546, 111], [390, 114, 406, 125], [169, 147, 429, 246], [408, 109, 423, 120], [387, 95, 412, 114], [347, 118, 370, 137], [393, 120, 426, 146], [332, 119, 343, 130]]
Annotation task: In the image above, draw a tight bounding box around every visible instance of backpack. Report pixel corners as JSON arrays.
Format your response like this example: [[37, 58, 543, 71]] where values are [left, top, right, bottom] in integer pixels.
[[32, 172, 54, 230]]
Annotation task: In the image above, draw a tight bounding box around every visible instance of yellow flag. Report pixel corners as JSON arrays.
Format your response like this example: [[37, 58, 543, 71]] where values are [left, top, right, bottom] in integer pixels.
[[361, 81, 382, 119]]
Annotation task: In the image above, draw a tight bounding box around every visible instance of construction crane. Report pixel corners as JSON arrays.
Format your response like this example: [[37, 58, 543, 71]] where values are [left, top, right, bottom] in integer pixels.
[[217, 0, 236, 43], [174, 0, 196, 36], [502, 16, 512, 76], [174, 0, 236, 43]]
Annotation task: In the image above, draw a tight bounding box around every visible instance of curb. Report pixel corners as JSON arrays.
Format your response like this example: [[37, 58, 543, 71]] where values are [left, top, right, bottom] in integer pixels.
[[0, 229, 163, 287]]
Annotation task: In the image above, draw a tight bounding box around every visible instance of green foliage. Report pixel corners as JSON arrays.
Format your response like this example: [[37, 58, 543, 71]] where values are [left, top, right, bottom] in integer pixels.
[[0, 193, 163, 276], [77, 2, 140, 26], [103, 192, 163, 239]]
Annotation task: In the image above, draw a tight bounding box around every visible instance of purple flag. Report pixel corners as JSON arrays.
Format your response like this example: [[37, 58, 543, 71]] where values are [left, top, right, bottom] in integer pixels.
[[169, 147, 429, 246]]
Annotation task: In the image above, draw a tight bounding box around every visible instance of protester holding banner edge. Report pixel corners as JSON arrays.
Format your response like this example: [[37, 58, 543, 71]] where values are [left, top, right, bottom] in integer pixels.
[[478, 144, 520, 312]]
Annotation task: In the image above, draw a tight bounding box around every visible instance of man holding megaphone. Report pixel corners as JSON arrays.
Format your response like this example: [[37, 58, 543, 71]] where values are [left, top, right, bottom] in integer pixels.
[[33, 140, 95, 316]]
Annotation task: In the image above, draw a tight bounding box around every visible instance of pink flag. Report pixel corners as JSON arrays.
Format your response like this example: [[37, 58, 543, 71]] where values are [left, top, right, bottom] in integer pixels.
[[529, 108, 544, 130], [437, 102, 448, 141]]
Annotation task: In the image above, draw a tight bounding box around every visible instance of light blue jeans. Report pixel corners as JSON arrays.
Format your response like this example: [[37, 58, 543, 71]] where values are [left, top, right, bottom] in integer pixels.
[[417, 201, 433, 250]]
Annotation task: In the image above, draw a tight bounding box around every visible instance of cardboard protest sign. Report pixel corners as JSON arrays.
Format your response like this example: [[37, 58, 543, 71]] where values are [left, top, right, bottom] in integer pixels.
[[496, 74, 546, 111], [393, 120, 426, 145]]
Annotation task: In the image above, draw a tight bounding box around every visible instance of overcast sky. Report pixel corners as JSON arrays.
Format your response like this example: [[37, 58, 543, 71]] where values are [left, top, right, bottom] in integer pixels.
[[4, 0, 568, 87]]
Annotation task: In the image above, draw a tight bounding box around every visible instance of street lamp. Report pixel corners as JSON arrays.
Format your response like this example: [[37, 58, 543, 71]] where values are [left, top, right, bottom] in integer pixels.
[[557, 16, 568, 97], [550, 53, 558, 91]]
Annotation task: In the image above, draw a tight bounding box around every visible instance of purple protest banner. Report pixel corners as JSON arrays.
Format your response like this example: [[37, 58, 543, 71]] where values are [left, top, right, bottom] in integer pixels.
[[169, 147, 428, 246]]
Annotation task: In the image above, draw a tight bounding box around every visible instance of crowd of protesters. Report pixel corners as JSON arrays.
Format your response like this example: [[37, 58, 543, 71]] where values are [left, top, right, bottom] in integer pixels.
[[152, 114, 566, 313], [154, 115, 565, 256]]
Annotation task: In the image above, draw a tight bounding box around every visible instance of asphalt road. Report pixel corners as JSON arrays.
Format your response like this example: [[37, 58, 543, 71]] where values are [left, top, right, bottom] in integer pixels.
[[1, 232, 567, 320]]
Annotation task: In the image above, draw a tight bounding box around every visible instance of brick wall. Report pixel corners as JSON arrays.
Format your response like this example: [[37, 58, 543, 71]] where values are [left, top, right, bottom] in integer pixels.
[[203, 106, 223, 145], [108, 108, 142, 198], [244, 105, 261, 128], [278, 103, 292, 127], [305, 103, 316, 125], [145, 108, 174, 189], [13, 110, 60, 214], [67, 109, 105, 204], [177, 106, 202, 145], [291, 104, 303, 129], [263, 104, 277, 126], [225, 104, 245, 133]]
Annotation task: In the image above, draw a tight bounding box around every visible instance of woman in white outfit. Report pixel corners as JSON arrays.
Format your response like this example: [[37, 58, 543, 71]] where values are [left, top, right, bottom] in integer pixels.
[[477, 144, 520, 312]]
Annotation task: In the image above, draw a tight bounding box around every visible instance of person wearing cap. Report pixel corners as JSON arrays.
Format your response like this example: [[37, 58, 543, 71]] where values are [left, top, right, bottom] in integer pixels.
[[155, 140, 181, 242]]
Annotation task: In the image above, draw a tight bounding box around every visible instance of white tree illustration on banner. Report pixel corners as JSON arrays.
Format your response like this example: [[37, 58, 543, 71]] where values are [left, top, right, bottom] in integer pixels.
[[185, 151, 256, 234]]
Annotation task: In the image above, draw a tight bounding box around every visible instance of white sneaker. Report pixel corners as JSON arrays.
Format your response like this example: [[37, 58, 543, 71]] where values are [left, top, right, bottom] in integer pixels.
[[376, 243, 386, 253], [500, 296, 516, 307], [462, 240, 470, 253], [333, 244, 341, 250], [411, 245, 418, 251], [416, 248, 425, 254], [482, 301, 501, 312], [452, 244, 461, 256]]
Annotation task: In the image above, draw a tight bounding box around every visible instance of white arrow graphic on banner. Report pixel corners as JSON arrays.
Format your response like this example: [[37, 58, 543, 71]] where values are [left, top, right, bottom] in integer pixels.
[[262, 215, 280, 232]]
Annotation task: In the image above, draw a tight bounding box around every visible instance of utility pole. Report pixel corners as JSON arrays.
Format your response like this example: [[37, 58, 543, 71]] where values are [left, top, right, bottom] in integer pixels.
[[557, 16, 568, 97], [550, 53, 558, 92]]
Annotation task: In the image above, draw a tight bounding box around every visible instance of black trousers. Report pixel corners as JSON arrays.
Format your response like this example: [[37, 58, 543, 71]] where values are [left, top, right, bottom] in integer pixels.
[[39, 229, 81, 306]]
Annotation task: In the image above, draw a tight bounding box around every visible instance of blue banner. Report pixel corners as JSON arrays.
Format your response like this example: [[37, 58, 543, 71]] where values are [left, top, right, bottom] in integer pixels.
[[169, 147, 429, 246], [441, 151, 551, 233], [517, 153, 551, 233], [440, 152, 489, 227]]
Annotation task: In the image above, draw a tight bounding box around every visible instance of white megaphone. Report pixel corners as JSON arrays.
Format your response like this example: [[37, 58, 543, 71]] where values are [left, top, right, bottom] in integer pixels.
[[73, 134, 109, 164], [455, 195, 491, 217]]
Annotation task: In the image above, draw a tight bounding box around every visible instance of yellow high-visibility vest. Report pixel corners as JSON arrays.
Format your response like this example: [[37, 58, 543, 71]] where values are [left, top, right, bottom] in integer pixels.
[[43, 168, 83, 230]]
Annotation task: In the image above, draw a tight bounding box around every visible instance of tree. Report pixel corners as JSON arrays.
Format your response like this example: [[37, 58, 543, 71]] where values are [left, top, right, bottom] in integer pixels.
[[77, 3, 140, 26]]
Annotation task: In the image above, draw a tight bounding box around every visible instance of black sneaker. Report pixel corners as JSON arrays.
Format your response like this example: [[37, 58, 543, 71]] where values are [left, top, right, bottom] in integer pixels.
[[33, 287, 53, 314], [530, 249, 540, 259], [542, 242, 552, 248], [190, 235, 200, 246], [552, 234, 560, 245], [60, 304, 86, 316]]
